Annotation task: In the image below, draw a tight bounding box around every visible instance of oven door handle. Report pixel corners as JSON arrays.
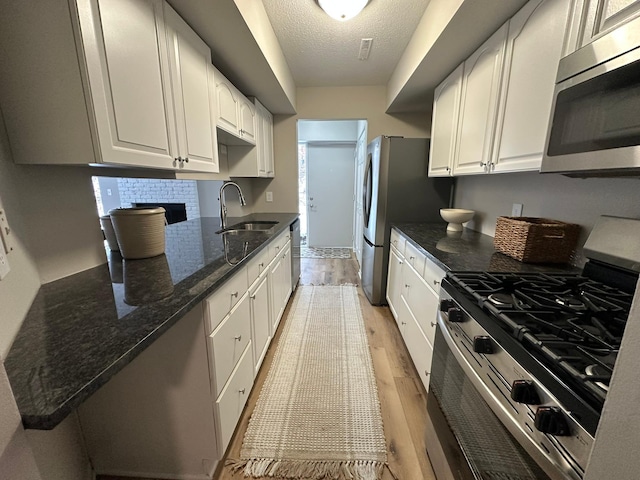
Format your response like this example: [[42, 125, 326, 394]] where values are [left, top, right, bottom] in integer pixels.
[[435, 312, 583, 480]]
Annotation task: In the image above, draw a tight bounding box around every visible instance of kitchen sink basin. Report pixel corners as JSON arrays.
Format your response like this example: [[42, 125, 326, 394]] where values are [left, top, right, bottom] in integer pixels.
[[216, 221, 278, 235]]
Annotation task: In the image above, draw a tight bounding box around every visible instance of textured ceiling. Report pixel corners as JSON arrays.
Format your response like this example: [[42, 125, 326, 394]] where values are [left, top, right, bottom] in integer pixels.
[[262, 0, 430, 87]]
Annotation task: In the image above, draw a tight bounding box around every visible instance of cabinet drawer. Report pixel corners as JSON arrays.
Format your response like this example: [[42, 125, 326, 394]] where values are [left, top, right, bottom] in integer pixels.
[[390, 229, 406, 256], [404, 241, 426, 276], [247, 247, 270, 287], [204, 267, 248, 333], [402, 306, 434, 393], [215, 343, 254, 456], [269, 230, 290, 260], [208, 293, 252, 397], [423, 256, 446, 293]]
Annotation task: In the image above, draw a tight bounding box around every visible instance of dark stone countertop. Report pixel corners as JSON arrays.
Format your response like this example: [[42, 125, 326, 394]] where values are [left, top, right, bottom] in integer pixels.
[[5, 213, 298, 430], [392, 222, 580, 274]]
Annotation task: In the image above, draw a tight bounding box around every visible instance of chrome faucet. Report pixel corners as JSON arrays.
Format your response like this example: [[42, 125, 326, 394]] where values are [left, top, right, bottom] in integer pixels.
[[219, 181, 246, 230]]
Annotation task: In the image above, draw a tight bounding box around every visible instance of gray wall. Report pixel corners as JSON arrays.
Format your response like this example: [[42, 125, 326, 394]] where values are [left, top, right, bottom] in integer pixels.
[[454, 171, 640, 265]]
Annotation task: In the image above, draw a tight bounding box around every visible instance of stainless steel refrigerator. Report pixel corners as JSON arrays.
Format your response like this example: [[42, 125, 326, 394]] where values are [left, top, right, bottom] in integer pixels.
[[361, 136, 453, 305]]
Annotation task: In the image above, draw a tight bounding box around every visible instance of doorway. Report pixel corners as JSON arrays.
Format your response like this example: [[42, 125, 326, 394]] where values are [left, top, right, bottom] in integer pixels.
[[297, 120, 367, 251]]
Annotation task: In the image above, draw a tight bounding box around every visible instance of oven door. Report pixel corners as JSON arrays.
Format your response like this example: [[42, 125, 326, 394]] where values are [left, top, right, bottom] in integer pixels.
[[427, 316, 557, 480]]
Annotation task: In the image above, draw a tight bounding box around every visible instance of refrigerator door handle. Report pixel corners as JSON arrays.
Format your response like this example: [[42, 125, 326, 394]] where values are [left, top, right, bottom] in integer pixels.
[[363, 155, 372, 229]]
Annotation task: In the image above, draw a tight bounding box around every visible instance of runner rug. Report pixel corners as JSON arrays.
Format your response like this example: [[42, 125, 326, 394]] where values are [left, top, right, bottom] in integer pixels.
[[229, 285, 387, 480]]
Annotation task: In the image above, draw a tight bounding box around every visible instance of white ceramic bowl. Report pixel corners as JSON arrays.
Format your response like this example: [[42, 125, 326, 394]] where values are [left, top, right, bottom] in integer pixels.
[[440, 208, 475, 232]]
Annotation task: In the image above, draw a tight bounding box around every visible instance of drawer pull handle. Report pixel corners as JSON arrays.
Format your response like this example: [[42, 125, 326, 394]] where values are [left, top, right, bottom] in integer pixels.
[[239, 388, 246, 394], [424, 371, 430, 377], [433, 280, 440, 286], [234, 335, 242, 341], [401, 321, 407, 326], [430, 322, 436, 327], [231, 291, 239, 298]]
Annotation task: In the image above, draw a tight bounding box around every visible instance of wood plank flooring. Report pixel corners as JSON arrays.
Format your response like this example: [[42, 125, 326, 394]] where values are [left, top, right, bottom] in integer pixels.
[[99, 257, 435, 480]]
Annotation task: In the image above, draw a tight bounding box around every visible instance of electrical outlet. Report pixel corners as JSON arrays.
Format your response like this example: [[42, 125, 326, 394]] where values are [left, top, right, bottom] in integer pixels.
[[266, 191, 273, 202], [512, 203, 524, 217]]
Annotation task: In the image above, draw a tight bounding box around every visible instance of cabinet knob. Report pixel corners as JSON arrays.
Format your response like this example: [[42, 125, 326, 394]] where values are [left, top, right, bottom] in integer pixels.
[[399, 261, 403, 265], [433, 280, 440, 286], [184, 157, 189, 163], [479, 161, 487, 167], [259, 262, 264, 267], [231, 291, 239, 298], [430, 322, 436, 327], [234, 335, 242, 341], [424, 371, 430, 377], [409, 256, 415, 260], [250, 294, 256, 300], [401, 321, 407, 326], [239, 388, 246, 394]]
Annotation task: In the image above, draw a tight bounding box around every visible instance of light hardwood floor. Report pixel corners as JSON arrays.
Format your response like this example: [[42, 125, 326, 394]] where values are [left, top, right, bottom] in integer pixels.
[[99, 257, 436, 480]]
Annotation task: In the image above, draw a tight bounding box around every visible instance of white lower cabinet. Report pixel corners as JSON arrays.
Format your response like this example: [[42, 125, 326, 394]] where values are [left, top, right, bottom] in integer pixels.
[[251, 270, 272, 375], [208, 292, 252, 396], [78, 228, 295, 478], [387, 229, 445, 392], [215, 342, 254, 454]]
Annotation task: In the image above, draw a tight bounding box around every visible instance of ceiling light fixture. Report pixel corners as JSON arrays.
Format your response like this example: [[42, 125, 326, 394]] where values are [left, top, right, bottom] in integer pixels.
[[317, 0, 369, 21]]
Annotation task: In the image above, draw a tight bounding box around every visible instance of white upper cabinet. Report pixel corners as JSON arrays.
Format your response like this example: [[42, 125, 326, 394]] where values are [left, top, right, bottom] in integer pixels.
[[79, 0, 179, 169], [164, 3, 219, 173], [428, 0, 572, 177], [227, 98, 275, 177], [215, 76, 241, 136], [492, 0, 572, 173], [213, 68, 256, 146], [238, 98, 257, 144], [453, 24, 508, 176], [0, 0, 219, 173], [428, 64, 463, 177], [570, 0, 640, 52]]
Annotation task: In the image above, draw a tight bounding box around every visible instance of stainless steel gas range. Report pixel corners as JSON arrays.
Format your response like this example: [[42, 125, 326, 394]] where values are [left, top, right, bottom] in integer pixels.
[[426, 216, 640, 480]]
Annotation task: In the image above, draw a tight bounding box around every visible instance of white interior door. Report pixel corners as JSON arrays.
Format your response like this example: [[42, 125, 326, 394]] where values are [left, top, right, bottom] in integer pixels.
[[307, 144, 355, 247]]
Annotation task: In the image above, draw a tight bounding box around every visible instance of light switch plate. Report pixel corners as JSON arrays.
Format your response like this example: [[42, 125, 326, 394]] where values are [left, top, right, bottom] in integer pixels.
[[266, 191, 273, 202], [0, 245, 9, 280]]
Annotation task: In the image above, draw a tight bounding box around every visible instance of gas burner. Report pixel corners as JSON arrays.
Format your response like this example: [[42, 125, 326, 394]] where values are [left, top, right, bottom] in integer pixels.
[[585, 364, 610, 392], [555, 296, 587, 311], [488, 293, 522, 308]]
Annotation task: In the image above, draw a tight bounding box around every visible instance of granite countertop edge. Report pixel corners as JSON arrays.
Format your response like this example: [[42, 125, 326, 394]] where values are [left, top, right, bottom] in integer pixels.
[[7, 213, 299, 430]]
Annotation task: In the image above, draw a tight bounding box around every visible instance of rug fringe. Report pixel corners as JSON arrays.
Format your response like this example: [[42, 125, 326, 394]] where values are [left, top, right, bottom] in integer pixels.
[[227, 458, 385, 480]]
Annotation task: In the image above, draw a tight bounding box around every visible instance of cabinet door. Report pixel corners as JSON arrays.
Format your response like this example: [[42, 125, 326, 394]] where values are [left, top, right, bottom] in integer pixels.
[[386, 246, 404, 320], [402, 307, 434, 393], [164, 4, 218, 173], [81, 0, 177, 169], [208, 293, 252, 397], [263, 109, 275, 177], [453, 24, 508, 176], [251, 271, 271, 374], [215, 76, 240, 135], [269, 256, 284, 335], [238, 98, 257, 145], [492, 0, 571, 174], [429, 64, 463, 177], [580, 0, 640, 47]]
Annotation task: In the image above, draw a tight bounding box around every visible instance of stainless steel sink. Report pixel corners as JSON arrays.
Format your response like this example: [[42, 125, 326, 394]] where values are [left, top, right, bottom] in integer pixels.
[[216, 221, 278, 235]]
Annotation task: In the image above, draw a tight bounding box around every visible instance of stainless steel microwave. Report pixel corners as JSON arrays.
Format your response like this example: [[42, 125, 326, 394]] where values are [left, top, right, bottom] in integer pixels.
[[541, 16, 640, 176]]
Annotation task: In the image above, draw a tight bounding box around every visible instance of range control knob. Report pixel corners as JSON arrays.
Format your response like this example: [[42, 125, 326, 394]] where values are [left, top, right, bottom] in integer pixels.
[[439, 299, 455, 312], [510, 380, 541, 405], [447, 307, 464, 323], [473, 336, 494, 354], [534, 406, 570, 436]]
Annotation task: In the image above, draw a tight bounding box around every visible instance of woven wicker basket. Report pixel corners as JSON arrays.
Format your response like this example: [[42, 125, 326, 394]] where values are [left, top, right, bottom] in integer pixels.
[[493, 217, 580, 264]]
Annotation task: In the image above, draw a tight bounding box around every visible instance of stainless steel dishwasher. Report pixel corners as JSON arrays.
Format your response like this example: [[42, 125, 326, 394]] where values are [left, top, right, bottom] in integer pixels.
[[290, 218, 301, 290]]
